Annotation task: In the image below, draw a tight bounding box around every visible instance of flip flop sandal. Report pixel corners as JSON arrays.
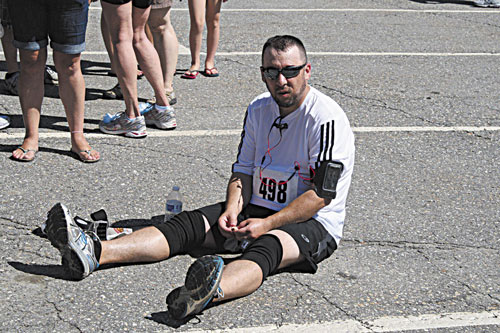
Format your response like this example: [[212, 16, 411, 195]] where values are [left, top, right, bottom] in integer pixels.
[[203, 67, 219, 77], [70, 148, 100, 163], [181, 70, 199, 79], [12, 146, 38, 162]]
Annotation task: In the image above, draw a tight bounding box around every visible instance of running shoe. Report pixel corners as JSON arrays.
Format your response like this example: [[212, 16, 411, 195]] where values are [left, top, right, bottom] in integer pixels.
[[44, 66, 58, 85], [141, 103, 177, 130], [474, 0, 500, 7], [99, 112, 147, 138], [103, 83, 123, 100], [166, 255, 224, 319], [0, 115, 10, 130], [4, 71, 19, 95], [45, 203, 99, 280]]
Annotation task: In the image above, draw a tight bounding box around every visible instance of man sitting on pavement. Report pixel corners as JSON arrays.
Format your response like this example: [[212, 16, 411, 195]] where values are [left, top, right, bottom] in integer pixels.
[[44, 35, 355, 319]]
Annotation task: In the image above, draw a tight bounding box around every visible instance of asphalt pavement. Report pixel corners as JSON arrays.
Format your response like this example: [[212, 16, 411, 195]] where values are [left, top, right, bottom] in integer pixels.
[[1, 1, 499, 332]]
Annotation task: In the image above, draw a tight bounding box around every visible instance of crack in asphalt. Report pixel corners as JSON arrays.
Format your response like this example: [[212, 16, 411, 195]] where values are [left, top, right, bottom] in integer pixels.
[[0, 217, 33, 230], [47, 300, 83, 333], [416, 249, 500, 308], [342, 238, 500, 251], [312, 83, 445, 126], [289, 274, 375, 332]]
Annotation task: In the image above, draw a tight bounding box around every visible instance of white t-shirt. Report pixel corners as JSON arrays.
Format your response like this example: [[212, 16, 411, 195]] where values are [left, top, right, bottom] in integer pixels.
[[232, 87, 355, 244]]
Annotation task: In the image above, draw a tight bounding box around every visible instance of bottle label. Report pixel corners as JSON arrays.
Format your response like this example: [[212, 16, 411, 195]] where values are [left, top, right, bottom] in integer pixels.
[[166, 201, 182, 213]]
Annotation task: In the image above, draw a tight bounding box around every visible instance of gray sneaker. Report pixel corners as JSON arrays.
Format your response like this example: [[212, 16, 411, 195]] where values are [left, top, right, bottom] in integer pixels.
[[44, 66, 58, 85], [4, 71, 19, 95], [45, 203, 99, 280], [0, 115, 10, 130], [474, 0, 500, 7], [99, 112, 147, 138], [147, 90, 177, 106], [166, 255, 224, 319], [141, 104, 177, 130]]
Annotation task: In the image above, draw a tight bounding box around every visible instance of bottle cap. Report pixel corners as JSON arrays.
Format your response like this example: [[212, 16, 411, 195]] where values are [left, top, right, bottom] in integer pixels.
[[173, 186, 180, 191]]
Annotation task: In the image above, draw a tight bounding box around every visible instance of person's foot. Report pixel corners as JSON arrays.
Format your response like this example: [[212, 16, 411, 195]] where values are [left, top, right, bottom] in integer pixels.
[[203, 67, 219, 77], [474, 0, 500, 7], [0, 115, 10, 130], [70, 133, 100, 162], [45, 203, 100, 280], [12, 138, 39, 162], [4, 71, 19, 95], [147, 89, 177, 106], [103, 83, 123, 100], [44, 66, 58, 85], [99, 112, 147, 138], [166, 255, 224, 319], [141, 103, 177, 130]]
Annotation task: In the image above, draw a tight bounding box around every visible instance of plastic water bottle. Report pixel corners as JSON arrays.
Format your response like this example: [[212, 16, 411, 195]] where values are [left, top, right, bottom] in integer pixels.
[[164, 186, 183, 222]]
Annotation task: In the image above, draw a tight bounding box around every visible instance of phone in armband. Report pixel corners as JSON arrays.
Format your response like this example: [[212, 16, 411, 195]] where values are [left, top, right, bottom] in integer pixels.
[[313, 161, 343, 199]]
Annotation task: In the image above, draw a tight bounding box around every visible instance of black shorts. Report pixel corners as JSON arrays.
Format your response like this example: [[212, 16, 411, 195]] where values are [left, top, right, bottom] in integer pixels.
[[197, 202, 338, 274], [101, 0, 152, 9]]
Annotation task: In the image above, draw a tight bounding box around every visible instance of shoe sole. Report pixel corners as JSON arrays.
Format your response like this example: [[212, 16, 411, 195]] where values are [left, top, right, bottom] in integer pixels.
[[166, 256, 224, 319], [45, 203, 91, 280], [99, 125, 147, 138], [145, 119, 177, 130]]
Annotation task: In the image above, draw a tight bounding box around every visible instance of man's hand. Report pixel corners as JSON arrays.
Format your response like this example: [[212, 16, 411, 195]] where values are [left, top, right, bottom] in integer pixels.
[[218, 210, 238, 239], [233, 218, 271, 241]]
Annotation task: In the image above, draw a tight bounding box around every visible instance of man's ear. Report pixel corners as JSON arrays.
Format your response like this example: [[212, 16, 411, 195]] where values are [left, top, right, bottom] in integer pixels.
[[260, 68, 267, 83], [304, 63, 312, 80]]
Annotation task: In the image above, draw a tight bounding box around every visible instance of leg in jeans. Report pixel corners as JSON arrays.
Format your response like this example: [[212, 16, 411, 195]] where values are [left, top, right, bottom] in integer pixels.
[[204, 0, 222, 75], [148, 6, 178, 94], [53, 51, 100, 161], [11, 48, 45, 161]]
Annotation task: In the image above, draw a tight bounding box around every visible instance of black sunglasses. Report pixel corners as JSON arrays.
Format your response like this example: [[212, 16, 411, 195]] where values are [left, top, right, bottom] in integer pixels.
[[261, 63, 307, 80]]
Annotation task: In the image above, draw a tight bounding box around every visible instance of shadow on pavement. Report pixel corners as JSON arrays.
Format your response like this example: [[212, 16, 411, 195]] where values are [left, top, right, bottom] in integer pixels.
[[408, 0, 476, 6]]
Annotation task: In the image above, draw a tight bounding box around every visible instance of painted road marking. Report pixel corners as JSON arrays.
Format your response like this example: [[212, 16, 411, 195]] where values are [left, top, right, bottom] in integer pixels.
[[1, 126, 499, 140], [184, 310, 500, 333]]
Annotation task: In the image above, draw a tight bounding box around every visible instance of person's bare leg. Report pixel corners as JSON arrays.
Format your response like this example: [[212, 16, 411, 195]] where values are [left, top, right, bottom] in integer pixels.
[[11, 49, 45, 161], [1, 26, 19, 74], [101, 12, 117, 76], [53, 51, 100, 161], [214, 230, 303, 301], [186, 0, 205, 74], [100, 226, 171, 264], [100, 217, 213, 265], [204, 0, 222, 74], [101, 2, 140, 118], [131, 5, 168, 106], [148, 6, 178, 93]]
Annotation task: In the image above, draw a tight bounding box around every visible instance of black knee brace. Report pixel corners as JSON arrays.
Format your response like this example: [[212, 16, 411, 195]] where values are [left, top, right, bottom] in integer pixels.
[[239, 234, 283, 280], [154, 210, 206, 256]]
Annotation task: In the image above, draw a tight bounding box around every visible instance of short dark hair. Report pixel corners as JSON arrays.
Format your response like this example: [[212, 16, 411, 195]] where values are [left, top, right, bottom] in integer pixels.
[[262, 35, 308, 64]]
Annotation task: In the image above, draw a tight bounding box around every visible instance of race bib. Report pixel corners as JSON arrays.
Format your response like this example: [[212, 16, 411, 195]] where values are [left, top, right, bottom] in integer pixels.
[[253, 168, 298, 206]]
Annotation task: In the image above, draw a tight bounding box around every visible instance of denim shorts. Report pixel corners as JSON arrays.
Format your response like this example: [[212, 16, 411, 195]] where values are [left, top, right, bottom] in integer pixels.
[[6, 0, 89, 54]]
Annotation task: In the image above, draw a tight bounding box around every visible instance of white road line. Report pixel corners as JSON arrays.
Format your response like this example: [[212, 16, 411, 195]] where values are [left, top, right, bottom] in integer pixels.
[[1, 126, 499, 140], [184, 310, 500, 333], [89, 7, 500, 13], [34, 51, 500, 57], [4, 51, 496, 57]]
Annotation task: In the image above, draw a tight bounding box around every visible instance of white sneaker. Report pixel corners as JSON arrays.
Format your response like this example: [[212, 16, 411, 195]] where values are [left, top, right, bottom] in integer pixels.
[[99, 112, 147, 138], [0, 115, 10, 130], [141, 103, 177, 130], [474, 0, 500, 7]]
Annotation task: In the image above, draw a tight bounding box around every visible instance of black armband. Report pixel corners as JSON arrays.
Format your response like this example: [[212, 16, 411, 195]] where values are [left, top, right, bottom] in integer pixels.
[[313, 161, 343, 199]]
